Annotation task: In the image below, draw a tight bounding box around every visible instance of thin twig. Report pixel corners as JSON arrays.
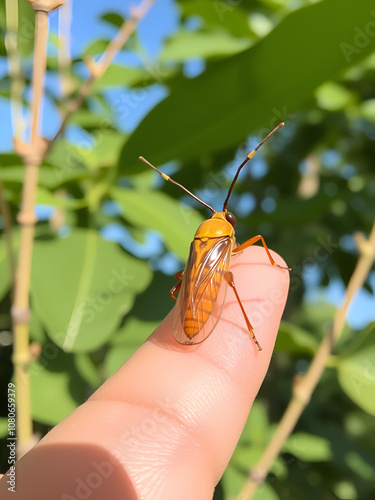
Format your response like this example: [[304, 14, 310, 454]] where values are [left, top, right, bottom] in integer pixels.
[[237, 221, 375, 500], [51, 0, 156, 144]]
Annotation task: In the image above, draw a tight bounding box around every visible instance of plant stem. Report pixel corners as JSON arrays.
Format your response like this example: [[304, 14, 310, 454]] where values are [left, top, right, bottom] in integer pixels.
[[11, 8, 50, 457], [237, 221, 375, 500]]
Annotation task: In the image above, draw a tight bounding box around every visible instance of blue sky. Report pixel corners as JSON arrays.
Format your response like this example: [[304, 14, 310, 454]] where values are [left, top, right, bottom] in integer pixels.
[[0, 0, 374, 330]]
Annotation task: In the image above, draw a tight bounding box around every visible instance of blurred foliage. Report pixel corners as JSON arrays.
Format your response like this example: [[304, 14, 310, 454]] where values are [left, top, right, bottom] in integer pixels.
[[1, 0, 375, 498]]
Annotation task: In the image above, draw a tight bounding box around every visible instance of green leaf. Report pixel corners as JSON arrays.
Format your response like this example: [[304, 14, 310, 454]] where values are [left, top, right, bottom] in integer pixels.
[[222, 468, 281, 500], [337, 323, 375, 415], [333, 481, 358, 500], [227, 403, 270, 476], [74, 353, 102, 387], [275, 321, 319, 354], [17, 0, 35, 57], [29, 349, 86, 426], [283, 432, 332, 462], [91, 65, 151, 91], [224, 403, 277, 499], [83, 38, 110, 58], [0, 164, 90, 190], [44, 132, 124, 176], [0, 230, 19, 301], [105, 317, 158, 377], [111, 187, 204, 260], [315, 82, 356, 111], [0, 418, 9, 438], [0, 238, 12, 300], [180, 0, 254, 38], [0, 153, 23, 166], [29, 309, 48, 344], [0, 35, 6, 57], [81, 131, 124, 169], [44, 139, 87, 176], [359, 98, 375, 122], [160, 30, 251, 62], [30, 229, 152, 352], [35, 187, 86, 209], [48, 32, 61, 48], [111, 316, 158, 346], [100, 12, 125, 29], [69, 109, 112, 129], [119, 0, 375, 172], [345, 451, 375, 480]]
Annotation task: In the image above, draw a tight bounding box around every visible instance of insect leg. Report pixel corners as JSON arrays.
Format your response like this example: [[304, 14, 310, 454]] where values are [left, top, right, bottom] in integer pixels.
[[225, 271, 262, 351], [170, 270, 184, 302], [233, 235, 291, 270]]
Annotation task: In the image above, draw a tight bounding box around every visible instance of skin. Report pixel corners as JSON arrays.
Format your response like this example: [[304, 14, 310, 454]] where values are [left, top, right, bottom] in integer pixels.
[[0, 245, 289, 500]]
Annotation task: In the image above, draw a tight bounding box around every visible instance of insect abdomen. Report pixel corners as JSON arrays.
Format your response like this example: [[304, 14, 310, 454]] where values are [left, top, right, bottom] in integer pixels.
[[184, 295, 215, 337], [183, 238, 229, 338]]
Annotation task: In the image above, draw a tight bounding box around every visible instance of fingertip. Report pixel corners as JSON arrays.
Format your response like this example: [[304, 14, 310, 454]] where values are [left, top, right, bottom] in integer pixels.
[[89, 244, 290, 494]]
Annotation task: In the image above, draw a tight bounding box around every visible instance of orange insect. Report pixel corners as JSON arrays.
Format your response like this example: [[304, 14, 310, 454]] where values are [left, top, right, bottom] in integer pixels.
[[139, 122, 290, 350]]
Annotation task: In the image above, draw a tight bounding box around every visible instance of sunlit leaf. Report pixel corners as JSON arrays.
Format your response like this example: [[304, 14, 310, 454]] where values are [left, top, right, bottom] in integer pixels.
[[315, 82, 355, 111], [0, 164, 89, 190], [83, 38, 110, 57], [92, 65, 152, 91], [30, 229, 152, 352], [120, 0, 375, 173], [160, 30, 251, 62], [337, 323, 375, 415], [283, 432, 332, 462], [111, 187, 204, 260], [105, 316, 158, 376], [81, 130, 124, 169], [180, 0, 254, 38]]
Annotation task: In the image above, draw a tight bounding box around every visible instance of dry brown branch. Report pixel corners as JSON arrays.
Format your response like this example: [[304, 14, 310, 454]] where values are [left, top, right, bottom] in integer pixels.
[[237, 221, 375, 500]]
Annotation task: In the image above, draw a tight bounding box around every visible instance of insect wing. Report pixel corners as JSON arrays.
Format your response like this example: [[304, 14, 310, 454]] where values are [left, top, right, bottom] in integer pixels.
[[173, 237, 233, 344]]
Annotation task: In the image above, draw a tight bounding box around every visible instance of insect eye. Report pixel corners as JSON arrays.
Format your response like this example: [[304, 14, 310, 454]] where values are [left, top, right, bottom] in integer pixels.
[[225, 212, 237, 227]]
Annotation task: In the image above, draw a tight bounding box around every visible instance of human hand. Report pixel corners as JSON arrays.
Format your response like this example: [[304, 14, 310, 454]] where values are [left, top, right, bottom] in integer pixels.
[[0, 245, 289, 500]]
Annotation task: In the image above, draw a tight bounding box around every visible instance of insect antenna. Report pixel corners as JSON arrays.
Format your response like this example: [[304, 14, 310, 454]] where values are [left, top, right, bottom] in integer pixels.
[[139, 156, 216, 213], [222, 122, 285, 211]]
